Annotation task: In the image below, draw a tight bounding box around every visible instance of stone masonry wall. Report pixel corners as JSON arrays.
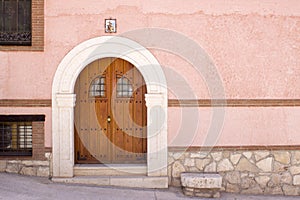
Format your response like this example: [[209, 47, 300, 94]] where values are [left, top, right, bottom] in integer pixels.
[[168, 149, 300, 196], [0, 153, 52, 177]]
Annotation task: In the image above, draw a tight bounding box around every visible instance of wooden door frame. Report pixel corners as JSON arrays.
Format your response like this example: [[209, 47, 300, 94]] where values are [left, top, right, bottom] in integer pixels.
[[52, 36, 168, 183]]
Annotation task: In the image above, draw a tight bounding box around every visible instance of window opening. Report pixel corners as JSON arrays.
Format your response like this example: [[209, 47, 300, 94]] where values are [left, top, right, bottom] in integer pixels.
[[0, 0, 32, 45], [116, 76, 133, 98], [0, 122, 32, 156], [90, 76, 106, 97]]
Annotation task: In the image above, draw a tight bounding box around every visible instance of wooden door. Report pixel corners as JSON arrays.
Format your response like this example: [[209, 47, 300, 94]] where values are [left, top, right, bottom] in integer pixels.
[[74, 58, 147, 164]]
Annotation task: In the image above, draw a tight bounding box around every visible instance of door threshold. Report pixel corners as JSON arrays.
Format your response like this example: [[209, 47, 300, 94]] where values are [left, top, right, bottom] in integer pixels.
[[52, 175, 168, 189], [74, 163, 147, 176]]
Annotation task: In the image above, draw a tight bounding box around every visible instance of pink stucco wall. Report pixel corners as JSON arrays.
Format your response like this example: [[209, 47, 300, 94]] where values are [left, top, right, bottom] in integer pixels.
[[168, 107, 300, 147], [0, 1, 299, 147]]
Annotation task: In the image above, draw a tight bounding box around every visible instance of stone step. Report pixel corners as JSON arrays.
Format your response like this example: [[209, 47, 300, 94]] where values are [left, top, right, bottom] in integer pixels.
[[52, 175, 168, 189], [74, 164, 147, 176]]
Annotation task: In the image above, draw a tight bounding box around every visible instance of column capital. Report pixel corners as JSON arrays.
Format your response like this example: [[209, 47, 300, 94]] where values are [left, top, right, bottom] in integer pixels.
[[145, 93, 166, 108]]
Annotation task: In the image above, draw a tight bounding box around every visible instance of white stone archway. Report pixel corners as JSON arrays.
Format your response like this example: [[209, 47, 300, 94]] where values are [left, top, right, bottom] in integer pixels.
[[52, 36, 168, 185]]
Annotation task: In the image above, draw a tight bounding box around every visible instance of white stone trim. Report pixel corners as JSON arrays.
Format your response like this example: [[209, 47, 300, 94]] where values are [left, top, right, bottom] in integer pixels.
[[52, 36, 168, 182]]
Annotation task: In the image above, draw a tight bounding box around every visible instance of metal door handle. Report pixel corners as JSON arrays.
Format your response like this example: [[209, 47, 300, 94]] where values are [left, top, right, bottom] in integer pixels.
[[107, 116, 111, 123]]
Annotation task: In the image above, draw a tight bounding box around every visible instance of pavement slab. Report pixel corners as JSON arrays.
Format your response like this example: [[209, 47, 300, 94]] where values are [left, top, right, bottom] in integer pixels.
[[0, 173, 300, 200]]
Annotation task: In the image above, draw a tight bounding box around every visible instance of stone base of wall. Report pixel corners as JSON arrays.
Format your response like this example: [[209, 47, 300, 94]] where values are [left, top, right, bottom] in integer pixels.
[[183, 187, 221, 198], [168, 149, 300, 196], [0, 153, 52, 177]]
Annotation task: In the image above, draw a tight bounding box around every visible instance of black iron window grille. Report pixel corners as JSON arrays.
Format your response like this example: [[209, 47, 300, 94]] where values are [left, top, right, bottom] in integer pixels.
[[0, 122, 32, 156], [0, 0, 32, 45], [116, 76, 133, 98], [90, 76, 106, 97]]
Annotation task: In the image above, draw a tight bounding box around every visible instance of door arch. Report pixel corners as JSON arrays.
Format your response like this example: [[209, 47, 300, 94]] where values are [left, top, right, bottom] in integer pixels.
[[74, 58, 147, 164], [52, 36, 168, 179]]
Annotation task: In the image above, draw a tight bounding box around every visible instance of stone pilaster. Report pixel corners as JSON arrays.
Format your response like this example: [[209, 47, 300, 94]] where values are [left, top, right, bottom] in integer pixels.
[[145, 93, 168, 177], [52, 94, 76, 178]]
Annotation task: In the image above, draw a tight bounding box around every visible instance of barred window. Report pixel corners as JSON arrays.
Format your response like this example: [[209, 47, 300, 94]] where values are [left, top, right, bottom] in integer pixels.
[[0, 0, 32, 45], [0, 122, 32, 155], [90, 76, 106, 97], [117, 76, 133, 98]]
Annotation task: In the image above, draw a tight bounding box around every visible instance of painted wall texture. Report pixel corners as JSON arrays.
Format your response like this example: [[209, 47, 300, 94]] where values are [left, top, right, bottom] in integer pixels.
[[0, 0, 299, 147]]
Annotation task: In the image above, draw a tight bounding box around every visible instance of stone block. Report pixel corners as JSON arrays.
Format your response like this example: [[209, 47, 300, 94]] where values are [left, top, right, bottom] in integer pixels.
[[273, 151, 291, 165], [273, 161, 286, 172], [172, 177, 181, 187], [264, 186, 283, 195], [241, 185, 263, 195], [7, 160, 20, 164], [226, 183, 240, 193], [293, 175, 300, 185], [37, 167, 50, 177], [181, 173, 222, 198], [0, 160, 7, 172], [269, 174, 281, 187], [223, 151, 230, 158], [173, 152, 184, 160], [255, 176, 270, 187], [256, 157, 273, 172], [20, 167, 37, 176], [172, 161, 185, 178], [6, 163, 20, 174], [201, 152, 211, 159], [291, 151, 300, 165], [242, 152, 252, 159], [236, 158, 259, 172], [281, 172, 292, 184], [204, 162, 217, 172], [283, 184, 299, 196], [217, 159, 234, 172], [211, 152, 222, 161], [184, 158, 194, 167], [34, 161, 50, 167], [194, 189, 220, 198], [168, 157, 174, 165], [254, 151, 270, 161], [21, 161, 35, 166], [226, 171, 241, 184], [230, 154, 241, 165], [181, 173, 222, 189], [290, 166, 300, 175], [182, 188, 194, 196], [241, 177, 256, 189], [195, 158, 211, 171]]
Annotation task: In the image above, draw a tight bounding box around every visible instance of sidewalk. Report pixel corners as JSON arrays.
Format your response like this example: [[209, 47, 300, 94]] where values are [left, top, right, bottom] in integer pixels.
[[0, 173, 299, 200]]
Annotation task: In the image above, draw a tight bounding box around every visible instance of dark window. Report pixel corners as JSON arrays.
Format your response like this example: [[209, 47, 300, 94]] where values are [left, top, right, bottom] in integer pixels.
[[0, 115, 45, 156], [0, 0, 32, 46], [0, 122, 32, 156]]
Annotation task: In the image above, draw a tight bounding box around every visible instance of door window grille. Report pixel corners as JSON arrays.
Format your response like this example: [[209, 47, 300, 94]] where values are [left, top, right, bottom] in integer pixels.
[[0, 122, 32, 155], [0, 0, 32, 45], [90, 76, 106, 97], [116, 76, 133, 98]]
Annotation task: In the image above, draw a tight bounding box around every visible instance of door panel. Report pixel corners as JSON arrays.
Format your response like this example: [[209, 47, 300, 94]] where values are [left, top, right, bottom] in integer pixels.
[[75, 58, 147, 164]]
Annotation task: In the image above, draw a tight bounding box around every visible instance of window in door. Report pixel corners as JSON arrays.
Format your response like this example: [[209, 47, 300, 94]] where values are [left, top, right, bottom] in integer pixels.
[[116, 76, 133, 98]]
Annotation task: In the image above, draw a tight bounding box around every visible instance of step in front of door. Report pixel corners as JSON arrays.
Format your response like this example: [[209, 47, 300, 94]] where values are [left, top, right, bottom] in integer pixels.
[[52, 176, 168, 189], [74, 164, 147, 176]]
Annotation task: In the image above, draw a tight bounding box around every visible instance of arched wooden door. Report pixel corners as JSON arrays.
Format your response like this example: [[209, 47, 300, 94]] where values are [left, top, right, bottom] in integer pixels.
[[74, 58, 147, 164]]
